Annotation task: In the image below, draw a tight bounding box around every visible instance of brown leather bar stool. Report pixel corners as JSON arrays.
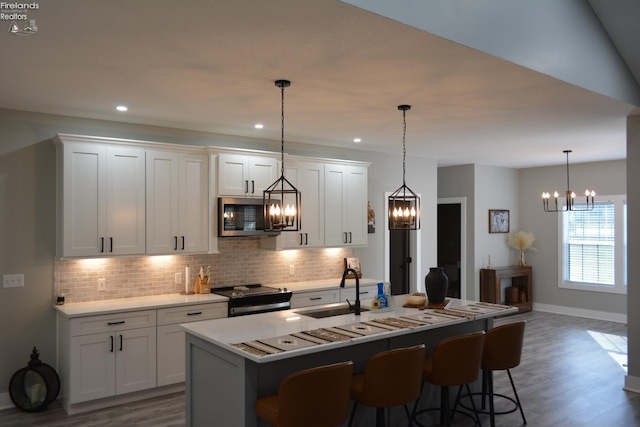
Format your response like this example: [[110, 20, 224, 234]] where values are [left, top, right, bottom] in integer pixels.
[[255, 360, 353, 427], [413, 331, 485, 427], [348, 344, 426, 427], [456, 321, 527, 427]]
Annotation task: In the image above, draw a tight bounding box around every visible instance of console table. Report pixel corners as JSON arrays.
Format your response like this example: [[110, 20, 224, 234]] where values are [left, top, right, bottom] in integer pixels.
[[480, 266, 532, 313]]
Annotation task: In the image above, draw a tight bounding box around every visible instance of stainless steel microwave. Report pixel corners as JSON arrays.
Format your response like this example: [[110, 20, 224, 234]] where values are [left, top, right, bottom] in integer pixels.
[[218, 197, 280, 237]]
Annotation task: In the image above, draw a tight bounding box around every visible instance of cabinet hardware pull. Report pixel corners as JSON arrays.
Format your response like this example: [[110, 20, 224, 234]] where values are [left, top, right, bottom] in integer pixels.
[[107, 321, 126, 325], [348, 232, 352, 243], [251, 180, 255, 194], [359, 291, 369, 295], [100, 237, 105, 253], [310, 297, 322, 300], [110, 336, 114, 353], [109, 237, 113, 252], [174, 236, 178, 250], [187, 312, 203, 316], [343, 232, 347, 243], [119, 334, 123, 351], [305, 233, 308, 245], [299, 233, 303, 245], [245, 180, 249, 194], [181, 236, 185, 250]]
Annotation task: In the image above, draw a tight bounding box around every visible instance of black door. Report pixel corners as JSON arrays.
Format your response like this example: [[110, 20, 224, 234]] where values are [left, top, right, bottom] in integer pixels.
[[389, 229, 411, 295], [437, 203, 461, 298]]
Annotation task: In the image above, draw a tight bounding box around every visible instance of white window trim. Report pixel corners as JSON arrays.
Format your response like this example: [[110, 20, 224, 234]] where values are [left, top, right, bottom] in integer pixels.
[[557, 194, 627, 295]]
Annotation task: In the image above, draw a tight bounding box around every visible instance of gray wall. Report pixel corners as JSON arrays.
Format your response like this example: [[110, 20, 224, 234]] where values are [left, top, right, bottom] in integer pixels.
[[626, 115, 639, 387], [519, 159, 626, 315]]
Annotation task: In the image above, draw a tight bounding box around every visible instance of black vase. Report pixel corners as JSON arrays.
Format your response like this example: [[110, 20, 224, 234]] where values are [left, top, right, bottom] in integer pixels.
[[425, 267, 449, 304]]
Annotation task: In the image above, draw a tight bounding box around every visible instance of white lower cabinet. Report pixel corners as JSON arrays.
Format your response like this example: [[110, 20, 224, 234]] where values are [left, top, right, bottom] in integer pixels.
[[339, 284, 377, 302], [66, 311, 157, 404], [290, 289, 340, 308], [156, 303, 227, 386], [58, 301, 227, 413]]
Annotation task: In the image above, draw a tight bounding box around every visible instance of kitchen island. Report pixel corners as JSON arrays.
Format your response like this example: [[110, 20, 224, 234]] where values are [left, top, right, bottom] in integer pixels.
[[182, 296, 516, 427]]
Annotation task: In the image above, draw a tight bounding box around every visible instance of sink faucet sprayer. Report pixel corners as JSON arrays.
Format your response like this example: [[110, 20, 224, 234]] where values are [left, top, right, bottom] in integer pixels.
[[340, 268, 361, 315]]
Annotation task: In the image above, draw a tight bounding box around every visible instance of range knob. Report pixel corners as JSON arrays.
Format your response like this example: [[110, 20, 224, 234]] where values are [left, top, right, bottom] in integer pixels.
[[283, 287, 288, 292]]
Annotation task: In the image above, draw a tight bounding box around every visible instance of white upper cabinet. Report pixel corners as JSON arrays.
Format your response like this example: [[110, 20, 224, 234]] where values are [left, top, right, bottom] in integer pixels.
[[146, 151, 209, 254], [57, 139, 146, 257], [324, 163, 368, 247], [261, 159, 325, 250], [217, 153, 278, 197]]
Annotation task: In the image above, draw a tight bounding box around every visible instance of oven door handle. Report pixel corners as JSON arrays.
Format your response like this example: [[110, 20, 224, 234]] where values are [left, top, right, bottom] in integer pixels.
[[229, 301, 291, 316]]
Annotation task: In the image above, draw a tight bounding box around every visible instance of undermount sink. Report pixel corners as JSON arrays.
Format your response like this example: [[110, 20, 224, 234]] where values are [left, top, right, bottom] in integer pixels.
[[296, 305, 369, 319]]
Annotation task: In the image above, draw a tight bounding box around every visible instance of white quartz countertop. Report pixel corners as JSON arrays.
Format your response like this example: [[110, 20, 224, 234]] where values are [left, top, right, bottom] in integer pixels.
[[53, 293, 228, 318], [182, 296, 517, 363], [53, 277, 383, 318]]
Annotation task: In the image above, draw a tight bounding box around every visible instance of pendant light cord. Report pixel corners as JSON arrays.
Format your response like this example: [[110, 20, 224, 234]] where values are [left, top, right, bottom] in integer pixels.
[[402, 108, 407, 186], [280, 84, 285, 176]]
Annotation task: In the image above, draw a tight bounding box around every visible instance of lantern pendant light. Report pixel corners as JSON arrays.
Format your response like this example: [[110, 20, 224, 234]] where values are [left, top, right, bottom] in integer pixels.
[[388, 105, 420, 230], [541, 150, 595, 212], [263, 79, 301, 232]]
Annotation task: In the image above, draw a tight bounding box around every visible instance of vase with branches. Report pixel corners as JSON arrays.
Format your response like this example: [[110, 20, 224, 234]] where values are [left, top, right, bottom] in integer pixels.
[[507, 231, 537, 266]]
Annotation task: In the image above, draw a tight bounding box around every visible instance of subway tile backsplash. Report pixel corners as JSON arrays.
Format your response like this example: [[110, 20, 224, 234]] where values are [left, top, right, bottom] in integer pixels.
[[54, 237, 354, 303]]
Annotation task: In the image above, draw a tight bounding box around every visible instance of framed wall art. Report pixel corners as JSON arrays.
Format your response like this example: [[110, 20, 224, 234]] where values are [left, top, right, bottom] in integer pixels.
[[488, 209, 510, 233]]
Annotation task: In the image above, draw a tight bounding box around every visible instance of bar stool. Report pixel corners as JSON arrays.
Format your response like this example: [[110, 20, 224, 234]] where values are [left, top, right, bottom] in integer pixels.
[[413, 331, 485, 427], [456, 321, 527, 427], [348, 344, 426, 427], [255, 360, 353, 427]]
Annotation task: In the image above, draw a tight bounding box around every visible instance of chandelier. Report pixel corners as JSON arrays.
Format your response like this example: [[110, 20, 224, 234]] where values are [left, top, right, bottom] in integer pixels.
[[388, 105, 420, 230], [263, 79, 301, 231], [542, 150, 595, 212]]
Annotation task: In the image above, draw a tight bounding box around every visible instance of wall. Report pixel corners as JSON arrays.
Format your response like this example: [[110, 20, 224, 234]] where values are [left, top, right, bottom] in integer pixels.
[[519, 159, 627, 317], [438, 164, 520, 301], [0, 108, 439, 405]]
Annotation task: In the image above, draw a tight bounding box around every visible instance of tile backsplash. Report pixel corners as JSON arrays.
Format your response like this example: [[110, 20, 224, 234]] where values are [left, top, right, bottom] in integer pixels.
[[54, 237, 354, 303]]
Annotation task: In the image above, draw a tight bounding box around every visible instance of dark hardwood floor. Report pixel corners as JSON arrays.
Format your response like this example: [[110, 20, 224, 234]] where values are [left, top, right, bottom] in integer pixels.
[[1, 310, 638, 426]]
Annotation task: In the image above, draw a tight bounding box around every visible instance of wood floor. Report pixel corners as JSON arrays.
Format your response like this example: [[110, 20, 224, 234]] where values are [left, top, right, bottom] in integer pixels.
[[1, 310, 638, 426]]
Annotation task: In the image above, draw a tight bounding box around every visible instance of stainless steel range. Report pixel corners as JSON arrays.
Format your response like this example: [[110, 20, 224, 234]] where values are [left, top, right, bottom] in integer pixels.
[[212, 284, 293, 317]]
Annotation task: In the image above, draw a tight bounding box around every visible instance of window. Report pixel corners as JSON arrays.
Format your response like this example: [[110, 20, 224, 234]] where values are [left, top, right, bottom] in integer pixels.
[[559, 195, 627, 294]]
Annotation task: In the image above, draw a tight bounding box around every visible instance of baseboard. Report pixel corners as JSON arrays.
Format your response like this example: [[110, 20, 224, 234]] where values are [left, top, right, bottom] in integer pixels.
[[0, 392, 13, 411], [533, 302, 627, 324], [624, 375, 640, 393]]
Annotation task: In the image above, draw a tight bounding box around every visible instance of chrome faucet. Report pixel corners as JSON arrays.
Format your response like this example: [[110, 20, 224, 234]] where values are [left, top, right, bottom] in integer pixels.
[[340, 268, 361, 315]]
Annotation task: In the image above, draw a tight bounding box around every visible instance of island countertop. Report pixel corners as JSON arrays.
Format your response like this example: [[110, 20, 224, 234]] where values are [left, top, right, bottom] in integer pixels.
[[181, 295, 515, 363]]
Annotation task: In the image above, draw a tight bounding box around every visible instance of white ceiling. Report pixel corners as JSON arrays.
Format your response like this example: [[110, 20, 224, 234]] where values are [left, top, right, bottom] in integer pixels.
[[1, 0, 638, 168]]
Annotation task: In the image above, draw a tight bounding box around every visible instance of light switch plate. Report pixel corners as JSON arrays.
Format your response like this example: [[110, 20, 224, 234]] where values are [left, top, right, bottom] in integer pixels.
[[3, 273, 24, 288]]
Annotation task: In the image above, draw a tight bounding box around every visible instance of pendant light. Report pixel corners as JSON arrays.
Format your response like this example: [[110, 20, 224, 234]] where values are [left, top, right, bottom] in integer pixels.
[[541, 150, 595, 212], [388, 105, 420, 230], [263, 79, 301, 232]]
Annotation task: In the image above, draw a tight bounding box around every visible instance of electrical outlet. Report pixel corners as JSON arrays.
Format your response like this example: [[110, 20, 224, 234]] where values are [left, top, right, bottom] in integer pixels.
[[175, 273, 182, 284], [3, 273, 24, 288], [289, 265, 295, 275], [98, 278, 106, 291]]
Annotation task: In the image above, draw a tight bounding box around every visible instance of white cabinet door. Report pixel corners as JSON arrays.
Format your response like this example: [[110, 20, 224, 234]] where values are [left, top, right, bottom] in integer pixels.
[[147, 152, 208, 254], [339, 284, 377, 302], [179, 154, 209, 252], [157, 324, 187, 386], [69, 332, 116, 403], [58, 142, 145, 257], [345, 165, 368, 246], [324, 164, 368, 247], [249, 156, 278, 196], [115, 326, 157, 395], [218, 153, 277, 197]]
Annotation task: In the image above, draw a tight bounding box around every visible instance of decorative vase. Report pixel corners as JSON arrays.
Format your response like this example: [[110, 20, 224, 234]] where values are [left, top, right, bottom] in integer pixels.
[[519, 250, 526, 267], [425, 267, 448, 304]]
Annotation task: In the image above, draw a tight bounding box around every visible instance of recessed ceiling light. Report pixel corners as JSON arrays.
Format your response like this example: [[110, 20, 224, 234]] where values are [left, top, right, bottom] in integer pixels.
[[116, 105, 128, 112], [353, 138, 362, 143], [254, 123, 264, 129]]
